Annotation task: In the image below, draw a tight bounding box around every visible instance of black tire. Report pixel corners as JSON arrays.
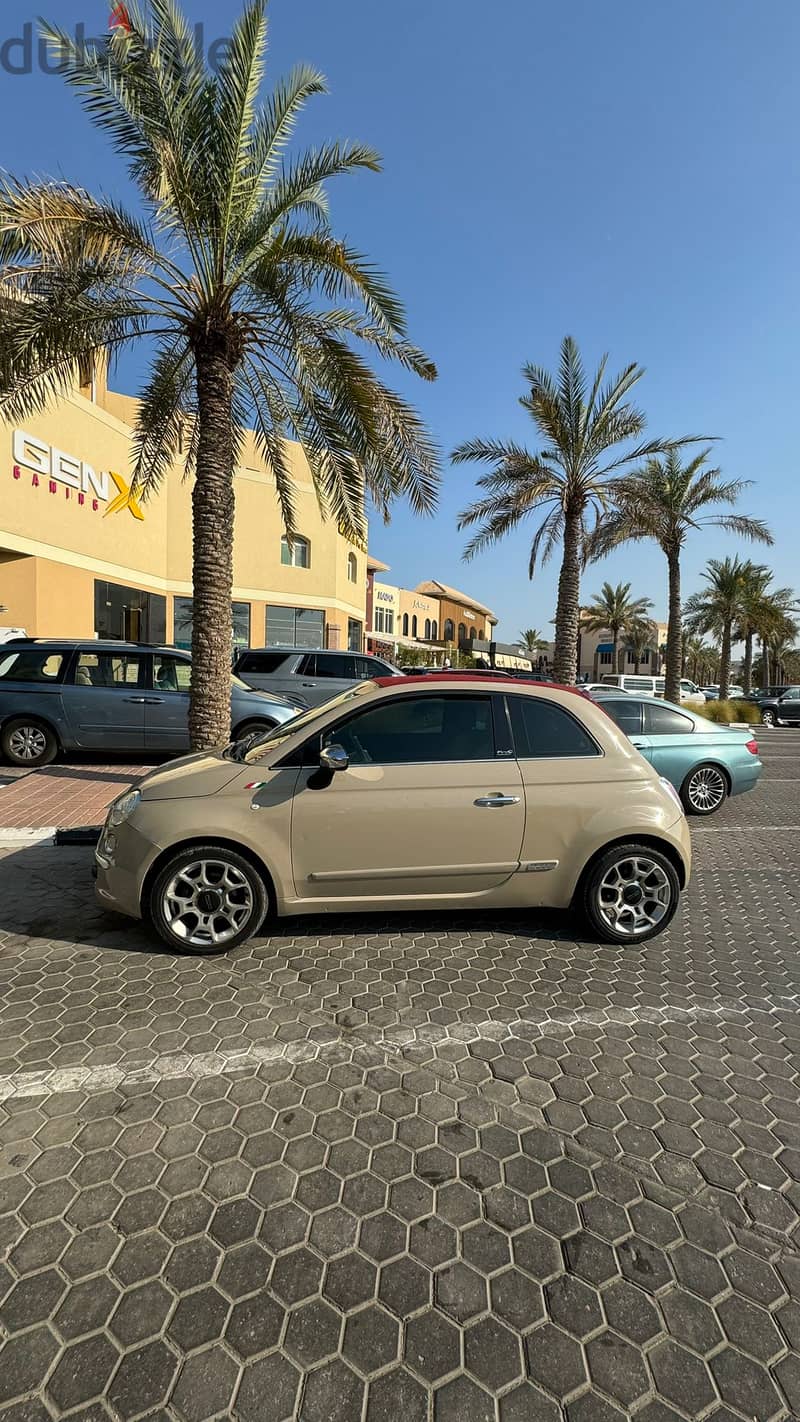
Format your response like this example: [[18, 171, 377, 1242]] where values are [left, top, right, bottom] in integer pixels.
[[232, 718, 277, 744], [582, 841, 681, 945], [0, 717, 58, 768], [680, 762, 729, 817], [149, 843, 268, 954], [761, 708, 777, 728]]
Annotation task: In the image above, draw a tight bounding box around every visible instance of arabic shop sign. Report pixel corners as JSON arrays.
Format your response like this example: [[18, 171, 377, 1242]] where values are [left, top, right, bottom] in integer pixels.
[[12, 430, 144, 519]]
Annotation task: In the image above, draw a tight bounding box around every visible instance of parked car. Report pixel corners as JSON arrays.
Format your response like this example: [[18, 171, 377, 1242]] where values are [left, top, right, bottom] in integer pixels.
[[95, 675, 691, 952], [233, 647, 402, 706], [700, 685, 743, 701], [747, 685, 800, 728], [0, 640, 299, 767], [599, 674, 705, 705], [581, 682, 630, 696], [597, 694, 762, 814], [745, 685, 789, 703]]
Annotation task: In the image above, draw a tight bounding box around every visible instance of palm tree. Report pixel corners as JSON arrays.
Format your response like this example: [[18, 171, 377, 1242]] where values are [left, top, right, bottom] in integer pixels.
[[518, 628, 549, 658], [734, 567, 796, 695], [455, 336, 682, 683], [0, 0, 438, 748], [586, 449, 772, 704], [626, 616, 659, 674], [581, 581, 654, 675], [684, 557, 752, 700], [684, 634, 719, 684]]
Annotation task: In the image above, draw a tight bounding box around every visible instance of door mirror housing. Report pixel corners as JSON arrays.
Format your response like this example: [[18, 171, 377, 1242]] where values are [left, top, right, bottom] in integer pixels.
[[320, 744, 349, 773]]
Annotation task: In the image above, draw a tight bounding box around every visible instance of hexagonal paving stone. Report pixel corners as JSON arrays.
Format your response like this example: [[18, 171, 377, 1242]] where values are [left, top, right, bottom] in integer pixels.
[[270, 1246, 324, 1305], [107, 1339, 179, 1420], [601, 1278, 662, 1345], [464, 1315, 524, 1391], [236, 1352, 301, 1422], [616, 1236, 672, 1293], [284, 1298, 342, 1368], [525, 1322, 587, 1400], [259, 1201, 308, 1254], [710, 1346, 784, 1422], [323, 1251, 378, 1313], [46, 1333, 122, 1413], [435, 1260, 487, 1324], [342, 1304, 400, 1377], [1, 1269, 66, 1332], [546, 1274, 603, 1339], [379, 1255, 430, 1317], [660, 1286, 722, 1356], [434, 1373, 495, 1422], [53, 1276, 122, 1341], [309, 1205, 358, 1257], [365, 1366, 428, 1422], [298, 1358, 365, 1422], [585, 1329, 651, 1408], [360, 1212, 408, 1264], [405, 1309, 461, 1382], [499, 1381, 561, 1422], [167, 1286, 229, 1352], [649, 1339, 717, 1415], [108, 1280, 173, 1347], [217, 1240, 273, 1299], [0, 1327, 61, 1406], [170, 1345, 240, 1422], [226, 1293, 285, 1358]]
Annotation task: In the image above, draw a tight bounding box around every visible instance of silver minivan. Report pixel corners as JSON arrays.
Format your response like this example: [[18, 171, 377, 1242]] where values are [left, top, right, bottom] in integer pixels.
[[600, 674, 706, 705], [233, 647, 402, 707]]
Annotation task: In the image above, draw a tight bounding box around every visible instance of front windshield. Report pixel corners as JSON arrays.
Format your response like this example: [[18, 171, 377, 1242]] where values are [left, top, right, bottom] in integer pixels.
[[231, 673, 253, 691], [241, 680, 379, 761]]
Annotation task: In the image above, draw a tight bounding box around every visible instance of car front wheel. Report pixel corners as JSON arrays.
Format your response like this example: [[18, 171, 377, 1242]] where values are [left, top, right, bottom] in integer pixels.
[[1, 718, 58, 767], [149, 844, 268, 954], [680, 763, 728, 816], [761, 708, 777, 727], [582, 842, 681, 944]]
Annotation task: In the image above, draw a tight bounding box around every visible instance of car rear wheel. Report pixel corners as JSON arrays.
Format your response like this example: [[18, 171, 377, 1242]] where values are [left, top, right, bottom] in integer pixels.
[[1, 718, 58, 768], [761, 708, 777, 727], [582, 842, 681, 944], [680, 762, 728, 816], [150, 844, 268, 954]]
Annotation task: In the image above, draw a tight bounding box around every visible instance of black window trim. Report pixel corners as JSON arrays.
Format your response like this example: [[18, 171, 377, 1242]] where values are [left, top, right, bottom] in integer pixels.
[[72, 647, 147, 692], [505, 692, 603, 760], [275, 689, 508, 769]]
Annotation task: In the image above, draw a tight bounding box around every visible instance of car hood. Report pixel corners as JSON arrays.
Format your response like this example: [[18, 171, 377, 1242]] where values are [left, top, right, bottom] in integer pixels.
[[139, 753, 243, 800]]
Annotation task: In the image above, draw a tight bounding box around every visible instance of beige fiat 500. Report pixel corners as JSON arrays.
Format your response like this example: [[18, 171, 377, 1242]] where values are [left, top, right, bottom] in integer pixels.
[[95, 676, 691, 953]]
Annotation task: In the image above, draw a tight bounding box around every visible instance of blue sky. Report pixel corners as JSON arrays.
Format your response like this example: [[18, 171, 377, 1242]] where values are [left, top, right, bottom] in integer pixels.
[[2, 0, 799, 640]]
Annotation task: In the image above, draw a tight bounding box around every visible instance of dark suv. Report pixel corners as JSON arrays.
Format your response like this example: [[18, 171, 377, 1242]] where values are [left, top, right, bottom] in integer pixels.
[[0, 640, 298, 766], [748, 685, 800, 728], [233, 647, 402, 707]]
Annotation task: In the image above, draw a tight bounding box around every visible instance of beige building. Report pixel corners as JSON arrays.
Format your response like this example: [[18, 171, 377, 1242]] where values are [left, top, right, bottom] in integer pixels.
[[0, 365, 369, 652], [366, 579, 498, 661]]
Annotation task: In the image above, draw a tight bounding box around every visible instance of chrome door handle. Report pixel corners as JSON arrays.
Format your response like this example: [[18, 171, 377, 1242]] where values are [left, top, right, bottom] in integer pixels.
[[124, 696, 147, 703], [144, 697, 164, 704], [474, 795, 521, 807]]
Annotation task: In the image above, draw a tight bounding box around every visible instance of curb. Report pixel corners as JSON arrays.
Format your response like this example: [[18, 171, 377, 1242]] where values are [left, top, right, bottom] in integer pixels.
[[0, 828, 56, 845]]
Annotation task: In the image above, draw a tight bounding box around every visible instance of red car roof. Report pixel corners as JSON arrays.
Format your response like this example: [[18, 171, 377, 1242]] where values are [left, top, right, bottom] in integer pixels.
[[374, 673, 589, 698]]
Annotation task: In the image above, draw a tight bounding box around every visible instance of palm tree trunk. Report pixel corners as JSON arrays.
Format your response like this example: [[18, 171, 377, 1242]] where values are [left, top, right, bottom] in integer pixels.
[[742, 629, 754, 696], [719, 620, 732, 701], [189, 341, 236, 750], [664, 548, 682, 704], [552, 511, 582, 683], [612, 632, 619, 678], [761, 640, 769, 688]]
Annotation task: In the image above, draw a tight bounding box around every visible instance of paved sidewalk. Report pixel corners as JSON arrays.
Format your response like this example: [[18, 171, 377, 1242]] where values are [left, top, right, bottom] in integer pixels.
[[0, 762, 155, 833], [0, 736, 799, 1420]]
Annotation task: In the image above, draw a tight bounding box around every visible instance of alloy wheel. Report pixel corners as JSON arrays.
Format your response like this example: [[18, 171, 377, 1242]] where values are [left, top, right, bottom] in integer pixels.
[[595, 854, 673, 938], [162, 858, 255, 947], [8, 725, 47, 762], [686, 766, 726, 813], [761, 710, 776, 727]]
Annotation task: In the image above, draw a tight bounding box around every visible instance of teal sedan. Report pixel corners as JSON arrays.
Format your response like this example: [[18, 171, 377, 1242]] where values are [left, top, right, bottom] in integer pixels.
[[594, 694, 762, 815]]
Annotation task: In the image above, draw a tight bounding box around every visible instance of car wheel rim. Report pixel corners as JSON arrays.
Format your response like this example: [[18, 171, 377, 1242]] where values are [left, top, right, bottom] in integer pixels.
[[9, 726, 47, 761], [163, 859, 254, 947], [762, 712, 775, 726], [596, 855, 673, 938], [687, 766, 726, 812]]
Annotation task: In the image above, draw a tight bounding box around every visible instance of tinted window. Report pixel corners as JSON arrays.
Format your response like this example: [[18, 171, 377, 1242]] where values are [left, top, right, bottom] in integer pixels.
[[153, 656, 192, 692], [313, 654, 356, 679], [644, 704, 694, 735], [622, 678, 655, 693], [508, 695, 599, 758], [325, 694, 494, 765], [781, 687, 800, 701], [74, 653, 145, 688], [601, 699, 643, 735], [364, 658, 393, 677], [0, 649, 64, 683], [237, 651, 290, 674]]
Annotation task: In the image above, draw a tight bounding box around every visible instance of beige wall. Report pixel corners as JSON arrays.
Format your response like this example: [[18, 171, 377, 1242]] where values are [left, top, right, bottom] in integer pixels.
[[1, 383, 367, 641], [398, 588, 438, 637]]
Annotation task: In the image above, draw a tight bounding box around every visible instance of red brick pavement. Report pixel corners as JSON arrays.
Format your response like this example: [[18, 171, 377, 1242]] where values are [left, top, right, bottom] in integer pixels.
[[0, 762, 155, 830]]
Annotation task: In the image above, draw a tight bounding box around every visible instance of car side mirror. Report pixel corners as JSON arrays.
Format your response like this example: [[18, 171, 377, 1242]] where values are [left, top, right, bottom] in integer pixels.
[[320, 744, 349, 773]]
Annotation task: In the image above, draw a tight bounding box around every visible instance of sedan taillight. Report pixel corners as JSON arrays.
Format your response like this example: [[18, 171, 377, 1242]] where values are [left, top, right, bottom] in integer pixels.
[[746, 738, 759, 755]]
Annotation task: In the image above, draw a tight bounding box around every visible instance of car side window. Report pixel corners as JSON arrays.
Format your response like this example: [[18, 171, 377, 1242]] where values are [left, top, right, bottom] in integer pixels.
[[75, 653, 145, 689], [323, 694, 495, 765], [601, 699, 643, 736], [781, 688, 800, 700], [314, 654, 356, 679], [238, 651, 289, 674], [0, 650, 65, 683], [355, 657, 390, 680], [508, 695, 600, 758], [644, 704, 694, 735], [152, 656, 192, 692]]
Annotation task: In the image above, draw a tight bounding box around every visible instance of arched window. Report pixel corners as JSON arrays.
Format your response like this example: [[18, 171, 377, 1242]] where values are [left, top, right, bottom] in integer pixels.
[[424, 618, 431, 639], [444, 619, 455, 642], [347, 552, 357, 583], [458, 623, 466, 643], [402, 612, 409, 636], [469, 627, 476, 640], [432, 620, 438, 639], [281, 535, 310, 568], [412, 615, 418, 638]]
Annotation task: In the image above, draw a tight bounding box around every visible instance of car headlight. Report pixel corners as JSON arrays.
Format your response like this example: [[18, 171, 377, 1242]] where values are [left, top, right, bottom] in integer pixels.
[[659, 777, 684, 814], [107, 789, 141, 827]]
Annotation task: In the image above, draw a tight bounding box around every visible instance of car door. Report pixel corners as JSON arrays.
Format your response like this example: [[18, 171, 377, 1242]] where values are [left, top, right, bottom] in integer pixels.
[[61, 649, 147, 750], [295, 652, 357, 706], [289, 690, 525, 899], [144, 653, 192, 751], [641, 701, 698, 785], [778, 687, 800, 725]]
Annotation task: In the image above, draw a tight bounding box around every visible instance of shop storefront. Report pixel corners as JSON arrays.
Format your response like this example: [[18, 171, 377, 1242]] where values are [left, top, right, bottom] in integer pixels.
[[0, 369, 368, 652]]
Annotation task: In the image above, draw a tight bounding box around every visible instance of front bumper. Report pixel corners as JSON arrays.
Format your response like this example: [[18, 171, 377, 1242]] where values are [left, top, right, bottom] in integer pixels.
[[94, 819, 161, 920]]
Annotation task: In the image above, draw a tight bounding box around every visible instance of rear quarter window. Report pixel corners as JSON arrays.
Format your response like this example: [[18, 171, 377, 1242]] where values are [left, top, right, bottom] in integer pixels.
[[0, 650, 65, 683], [508, 695, 600, 758], [237, 652, 290, 674]]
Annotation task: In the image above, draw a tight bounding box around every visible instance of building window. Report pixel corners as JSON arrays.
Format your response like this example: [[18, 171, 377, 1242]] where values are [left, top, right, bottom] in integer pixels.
[[94, 580, 166, 643], [280, 535, 310, 568], [432, 620, 438, 639], [402, 613, 409, 637], [412, 615, 418, 638], [640, 648, 651, 664], [458, 623, 466, 643], [347, 552, 358, 583], [348, 618, 362, 651], [469, 627, 476, 640], [424, 618, 431, 640], [627, 649, 636, 664], [172, 598, 250, 651], [375, 607, 385, 633], [266, 606, 324, 647], [444, 619, 455, 642], [385, 611, 394, 634]]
